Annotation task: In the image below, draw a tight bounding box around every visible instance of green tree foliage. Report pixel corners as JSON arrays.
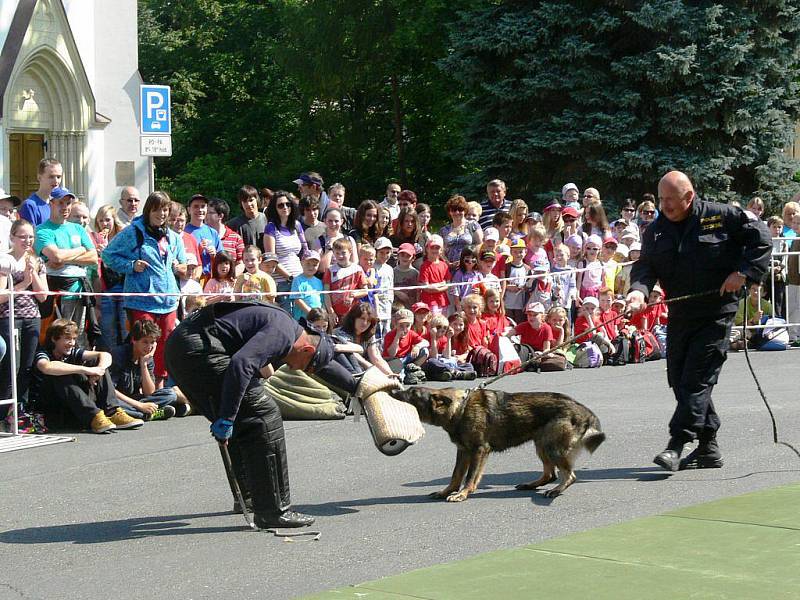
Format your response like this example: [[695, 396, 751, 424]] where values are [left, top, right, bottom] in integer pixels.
[[443, 0, 800, 209], [139, 0, 473, 208]]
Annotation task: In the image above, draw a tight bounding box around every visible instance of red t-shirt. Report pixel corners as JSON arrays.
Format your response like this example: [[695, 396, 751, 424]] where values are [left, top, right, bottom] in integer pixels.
[[427, 331, 448, 354], [515, 321, 554, 351], [598, 309, 619, 339], [574, 314, 597, 344], [483, 312, 509, 337], [182, 231, 202, 268], [383, 328, 425, 358], [466, 319, 489, 348], [323, 263, 367, 316], [491, 254, 508, 279], [418, 259, 450, 310], [220, 225, 245, 264]]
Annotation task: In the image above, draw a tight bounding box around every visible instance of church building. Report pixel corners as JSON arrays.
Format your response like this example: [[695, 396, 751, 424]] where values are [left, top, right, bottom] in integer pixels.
[[0, 0, 149, 211]]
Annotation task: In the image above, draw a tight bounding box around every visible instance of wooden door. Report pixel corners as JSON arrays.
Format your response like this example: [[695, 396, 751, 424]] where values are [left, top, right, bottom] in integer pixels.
[[9, 133, 44, 199]]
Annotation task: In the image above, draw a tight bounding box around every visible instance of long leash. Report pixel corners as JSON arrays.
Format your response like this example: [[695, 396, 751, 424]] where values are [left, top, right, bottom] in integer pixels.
[[741, 291, 800, 459], [475, 289, 718, 390]]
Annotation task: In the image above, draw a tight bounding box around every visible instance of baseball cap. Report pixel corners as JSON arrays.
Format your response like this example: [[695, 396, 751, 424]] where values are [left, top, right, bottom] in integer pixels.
[[525, 302, 545, 313], [615, 243, 630, 258], [544, 201, 563, 212], [612, 295, 626, 306], [303, 249, 321, 262], [582, 296, 599, 308], [50, 187, 76, 201], [526, 211, 543, 222], [395, 308, 414, 324], [397, 242, 416, 256], [188, 193, 208, 204], [510, 238, 526, 250], [629, 241, 642, 252], [652, 283, 664, 295], [426, 234, 443, 248], [614, 218, 629, 227], [561, 183, 579, 196], [562, 206, 580, 219], [293, 173, 324, 186], [621, 226, 640, 241], [411, 301, 431, 313], [374, 237, 393, 251], [0, 188, 21, 206], [603, 236, 618, 247], [262, 252, 279, 263], [185, 253, 199, 266], [483, 227, 500, 241], [480, 250, 497, 261], [565, 233, 584, 247]]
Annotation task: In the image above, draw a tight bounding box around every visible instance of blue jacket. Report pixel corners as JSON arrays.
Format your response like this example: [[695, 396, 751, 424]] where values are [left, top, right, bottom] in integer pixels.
[[102, 217, 186, 314]]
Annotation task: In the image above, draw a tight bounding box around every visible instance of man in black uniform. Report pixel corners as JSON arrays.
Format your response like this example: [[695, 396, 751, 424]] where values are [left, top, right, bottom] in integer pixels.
[[165, 301, 361, 529], [627, 171, 771, 472]]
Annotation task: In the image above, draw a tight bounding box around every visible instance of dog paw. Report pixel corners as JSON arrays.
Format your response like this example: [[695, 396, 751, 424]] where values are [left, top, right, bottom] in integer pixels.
[[515, 482, 537, 491], [429, 490, 449, 500], [543, 488, 562, 498], [446, 491, 469, 502]]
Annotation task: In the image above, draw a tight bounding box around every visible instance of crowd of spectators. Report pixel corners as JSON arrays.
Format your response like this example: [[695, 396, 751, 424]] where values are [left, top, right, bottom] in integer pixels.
[[1, 160, 798, 433]]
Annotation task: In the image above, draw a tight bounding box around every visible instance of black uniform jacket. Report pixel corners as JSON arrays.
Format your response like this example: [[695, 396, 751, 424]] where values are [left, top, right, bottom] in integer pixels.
[[630, 199, 771, 321]]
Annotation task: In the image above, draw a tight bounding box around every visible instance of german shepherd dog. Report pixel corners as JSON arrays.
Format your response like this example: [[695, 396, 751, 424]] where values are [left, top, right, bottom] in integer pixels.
[[392, 387, 605, 502]]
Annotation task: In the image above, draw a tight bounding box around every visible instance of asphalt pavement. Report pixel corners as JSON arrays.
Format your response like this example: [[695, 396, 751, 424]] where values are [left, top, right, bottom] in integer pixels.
[[1, 349, 799, 600]]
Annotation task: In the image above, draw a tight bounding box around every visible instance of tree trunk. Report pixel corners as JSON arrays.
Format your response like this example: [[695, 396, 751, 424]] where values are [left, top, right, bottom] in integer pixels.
[[390, 73, 407, 187]]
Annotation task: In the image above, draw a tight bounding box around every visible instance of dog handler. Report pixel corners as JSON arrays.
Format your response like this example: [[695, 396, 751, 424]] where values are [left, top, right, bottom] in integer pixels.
[[165, 300, 361, 529], [626, 171, 771, 472]]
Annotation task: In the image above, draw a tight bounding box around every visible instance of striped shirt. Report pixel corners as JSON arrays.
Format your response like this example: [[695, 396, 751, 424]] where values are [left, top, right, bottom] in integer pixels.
[[478, 197, 513, 230]]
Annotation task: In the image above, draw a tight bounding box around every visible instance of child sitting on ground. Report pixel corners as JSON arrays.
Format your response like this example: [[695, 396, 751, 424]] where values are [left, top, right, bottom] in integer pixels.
[[462, 293, 490, 349], [411, 302, 431, 338], [32, 319, 144, 433], [511, 302, 554, 352], [483, 288, 512, 337], [545, 306, 571, 348], [382, 308, 430, 384], [574, 296, 600, 344], [597, 288, 620, 341], [234, 245, 276, 302], [110, 320, 187, 420], [422, 314, 477, 381], [448, 312, 470, 362]]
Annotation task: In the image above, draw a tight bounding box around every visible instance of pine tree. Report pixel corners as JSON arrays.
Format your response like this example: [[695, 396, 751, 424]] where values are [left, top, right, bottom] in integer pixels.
[[444, 0, 800, 209]]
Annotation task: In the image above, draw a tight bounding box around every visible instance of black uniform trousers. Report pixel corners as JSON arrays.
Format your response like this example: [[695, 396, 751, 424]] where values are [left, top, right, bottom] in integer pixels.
[[164, 314, 291, 516], [666, 314, 733, 442]]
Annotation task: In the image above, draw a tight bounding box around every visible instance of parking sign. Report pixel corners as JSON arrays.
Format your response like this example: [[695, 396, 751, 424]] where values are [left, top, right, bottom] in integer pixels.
[[140, 85, 171, 135]]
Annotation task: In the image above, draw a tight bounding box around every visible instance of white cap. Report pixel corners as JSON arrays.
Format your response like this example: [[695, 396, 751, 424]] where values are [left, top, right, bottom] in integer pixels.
[[426, 234, 444, 248], [561, 183, 579, 196], [483, 227, 500, 242], [629, 241, 642, 252], [374, 237, 393, 251], [582, 296, 599, 308]]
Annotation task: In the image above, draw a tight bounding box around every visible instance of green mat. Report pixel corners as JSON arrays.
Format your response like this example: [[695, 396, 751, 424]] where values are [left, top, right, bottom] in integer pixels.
[[303, 482, 800, 600]]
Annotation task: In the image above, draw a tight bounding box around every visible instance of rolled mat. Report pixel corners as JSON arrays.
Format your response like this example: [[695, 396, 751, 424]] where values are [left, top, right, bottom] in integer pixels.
[[361, 391, 425, 456]]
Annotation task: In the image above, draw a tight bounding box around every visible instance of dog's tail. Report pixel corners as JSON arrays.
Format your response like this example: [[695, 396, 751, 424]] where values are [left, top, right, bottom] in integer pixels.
[[581, 414, 606, 454]]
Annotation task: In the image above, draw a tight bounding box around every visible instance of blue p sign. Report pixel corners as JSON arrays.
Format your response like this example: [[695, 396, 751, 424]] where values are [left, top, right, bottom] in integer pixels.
[[140, 85, 171, 135]]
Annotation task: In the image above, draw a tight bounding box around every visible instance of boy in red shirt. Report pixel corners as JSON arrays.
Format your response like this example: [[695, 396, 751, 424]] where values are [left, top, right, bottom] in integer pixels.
[[512, 302, 554, 351], [383, 309, 430, 381], [323, 237, 367, 326], [418, 234, 450, 312]]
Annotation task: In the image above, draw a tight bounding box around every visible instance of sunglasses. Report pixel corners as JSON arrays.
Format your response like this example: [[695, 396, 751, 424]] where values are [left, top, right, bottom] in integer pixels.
[[463, 258, 477, 263], [276, 203, 291, 209], [642, 210, 656, 216], [622, 208, 635, 212], [586, 247, 600, 252]]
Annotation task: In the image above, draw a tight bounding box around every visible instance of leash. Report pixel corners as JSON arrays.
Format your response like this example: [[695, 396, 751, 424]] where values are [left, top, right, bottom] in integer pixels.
[[741, 290, 800, 459], [475, 289, 718, 390]]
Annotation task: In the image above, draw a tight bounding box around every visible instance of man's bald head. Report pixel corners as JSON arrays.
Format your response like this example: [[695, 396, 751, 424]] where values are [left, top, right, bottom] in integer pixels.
[[658, 171, 695, 222], [120, 186, 141, 218]]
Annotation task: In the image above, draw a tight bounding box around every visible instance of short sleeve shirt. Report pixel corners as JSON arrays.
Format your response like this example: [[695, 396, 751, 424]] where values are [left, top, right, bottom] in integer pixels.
[[514, 321, 554, 351], [382, 328, 425, 358], [34, 220, 95, 282]]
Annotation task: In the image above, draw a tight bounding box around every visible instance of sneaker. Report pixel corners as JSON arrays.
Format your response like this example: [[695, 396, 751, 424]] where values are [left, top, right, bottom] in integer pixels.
[[174, 403, 192, 417], [145, 405, 176, 421], [91, 411, 117, 434], [108, 408, 144, 429]]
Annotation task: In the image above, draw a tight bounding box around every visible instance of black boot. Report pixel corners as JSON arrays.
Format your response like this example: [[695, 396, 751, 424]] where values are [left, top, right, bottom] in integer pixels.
[[653, 437, 687, 472], [679, 438, 724, 470], [254, 510, 315, 529]]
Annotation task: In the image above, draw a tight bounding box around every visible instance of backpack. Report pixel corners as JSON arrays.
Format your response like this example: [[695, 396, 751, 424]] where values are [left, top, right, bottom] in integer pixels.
[[573, 342, 603, 368], [488, 334, 521, 374], [467, 346, 498, 377], [608, 335, 630, 366], [640, 330, 662, 361]]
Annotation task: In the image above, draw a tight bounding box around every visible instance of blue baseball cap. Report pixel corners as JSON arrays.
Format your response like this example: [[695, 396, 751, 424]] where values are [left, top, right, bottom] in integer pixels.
[[50, 187, 76, 200]]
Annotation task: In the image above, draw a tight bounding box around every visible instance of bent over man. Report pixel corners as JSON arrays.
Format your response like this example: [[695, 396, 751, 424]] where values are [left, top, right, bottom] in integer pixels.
[[165, 301, 360, 529], [627, 171, 771, 472]]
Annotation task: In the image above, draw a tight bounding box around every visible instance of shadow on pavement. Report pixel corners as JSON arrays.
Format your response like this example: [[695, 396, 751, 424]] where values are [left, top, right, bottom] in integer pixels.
[[0, 511, 243, 545]]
